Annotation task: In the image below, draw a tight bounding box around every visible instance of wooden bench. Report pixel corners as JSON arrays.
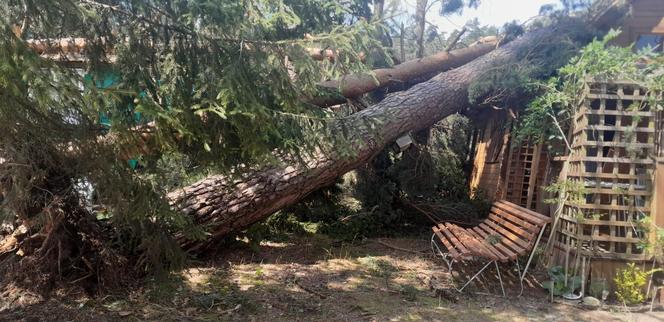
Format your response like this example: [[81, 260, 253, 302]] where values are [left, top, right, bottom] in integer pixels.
[[431, 200, 552, 296]]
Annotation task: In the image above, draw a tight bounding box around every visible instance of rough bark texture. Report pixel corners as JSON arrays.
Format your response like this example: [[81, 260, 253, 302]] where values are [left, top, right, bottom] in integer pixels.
[[169, 26, 560, 252], [313, 39, 497, 107]]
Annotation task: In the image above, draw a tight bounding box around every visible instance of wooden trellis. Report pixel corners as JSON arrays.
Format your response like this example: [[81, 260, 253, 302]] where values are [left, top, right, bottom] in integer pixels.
[[503, 142, 550, 213], [555, 79, 658, 261]]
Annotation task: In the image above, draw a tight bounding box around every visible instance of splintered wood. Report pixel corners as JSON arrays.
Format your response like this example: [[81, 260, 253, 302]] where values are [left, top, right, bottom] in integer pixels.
[[555, 79, 660, 261]]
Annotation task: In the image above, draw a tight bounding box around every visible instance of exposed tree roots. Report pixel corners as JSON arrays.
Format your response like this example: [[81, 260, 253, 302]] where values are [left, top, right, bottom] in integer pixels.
[[0, 195, 132, 302]]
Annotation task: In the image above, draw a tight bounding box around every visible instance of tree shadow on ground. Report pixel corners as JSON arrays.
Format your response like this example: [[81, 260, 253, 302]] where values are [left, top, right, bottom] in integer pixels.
[[2, 236, 663, 321]]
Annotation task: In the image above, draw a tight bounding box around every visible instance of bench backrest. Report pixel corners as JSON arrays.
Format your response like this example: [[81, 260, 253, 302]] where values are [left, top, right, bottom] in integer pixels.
[[485, 200, 552, 250]]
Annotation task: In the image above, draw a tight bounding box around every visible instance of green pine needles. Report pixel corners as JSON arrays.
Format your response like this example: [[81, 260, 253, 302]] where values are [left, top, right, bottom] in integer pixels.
[[0, 0, 388, 271], [516, 29, 664, 148]]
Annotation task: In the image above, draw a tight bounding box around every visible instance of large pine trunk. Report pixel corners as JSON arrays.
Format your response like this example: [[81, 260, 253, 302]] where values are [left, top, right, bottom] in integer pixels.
[[311, 39, 497, 107], [168, 26, 554, 252], [169, 0, 630, 252]]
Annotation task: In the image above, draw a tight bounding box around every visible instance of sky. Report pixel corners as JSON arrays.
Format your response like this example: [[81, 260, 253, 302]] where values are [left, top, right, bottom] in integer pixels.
[[402, 0, 560, 33]]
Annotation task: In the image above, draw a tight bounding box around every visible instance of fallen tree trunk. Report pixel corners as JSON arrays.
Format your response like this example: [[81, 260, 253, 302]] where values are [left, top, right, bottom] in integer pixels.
[[310, 37, 497, 107], [170, 1, 629, 253], [168, 26, 578, 252]]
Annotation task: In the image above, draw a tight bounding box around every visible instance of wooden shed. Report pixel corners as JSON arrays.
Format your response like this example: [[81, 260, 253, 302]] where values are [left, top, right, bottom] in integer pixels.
[[468, 110, 552, 215], [549, 0, 664, 288], [469, 0, 664, 294]]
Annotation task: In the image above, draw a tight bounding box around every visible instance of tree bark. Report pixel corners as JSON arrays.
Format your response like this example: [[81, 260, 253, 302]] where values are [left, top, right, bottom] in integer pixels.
[[169, 25, 578, 252], [311, 38, 497, 107], [170, 0, 631, 253]]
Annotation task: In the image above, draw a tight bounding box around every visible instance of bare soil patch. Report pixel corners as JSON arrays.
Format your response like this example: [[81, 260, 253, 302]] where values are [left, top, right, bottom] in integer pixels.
[[1, 236, 662, 321]]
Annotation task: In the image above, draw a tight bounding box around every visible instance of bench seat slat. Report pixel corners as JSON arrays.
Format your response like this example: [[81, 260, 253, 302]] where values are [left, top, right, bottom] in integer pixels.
[[487, 213, 534, 241], [432, 227, 461, 259], [478, 223, 527, 255], [483, 219, 531, 249], [500, 200, 552, 223], [493, 202, 546, 226], [471, 227, 518, 260], [495, 201, 552, 225], [446, 223, 498, 261], [492, 202, 547, 226], [465, 229, 510, 262], [432, 200, 550, 263], [438, 224, 471, 257], [490, 207, 538, 233]]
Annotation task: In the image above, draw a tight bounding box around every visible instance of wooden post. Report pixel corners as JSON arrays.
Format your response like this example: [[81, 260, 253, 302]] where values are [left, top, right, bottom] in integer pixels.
[[526, 143, 543, 210]]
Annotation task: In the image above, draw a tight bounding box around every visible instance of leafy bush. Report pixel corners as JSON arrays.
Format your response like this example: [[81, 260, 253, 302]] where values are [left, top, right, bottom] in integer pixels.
[[614, 263, 660, 305], [542, 266, 581, 296]]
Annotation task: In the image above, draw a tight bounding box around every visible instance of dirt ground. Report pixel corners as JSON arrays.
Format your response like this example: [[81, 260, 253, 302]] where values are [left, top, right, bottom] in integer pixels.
[[1, 236, 663, 321]]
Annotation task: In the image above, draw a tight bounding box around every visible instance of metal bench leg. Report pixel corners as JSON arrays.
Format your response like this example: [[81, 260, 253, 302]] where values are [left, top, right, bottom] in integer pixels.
[[431, 233, 454, 272], [515, 258, 524, 297], [458, 260, 494, 293], [495, 261, 506, 297], [521, 223, 547, 281]]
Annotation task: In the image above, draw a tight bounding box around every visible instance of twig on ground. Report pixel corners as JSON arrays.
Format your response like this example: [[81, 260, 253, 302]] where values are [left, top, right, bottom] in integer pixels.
[[219, 304, 242, 315], [376, 239, 427, 254], [295, 280, 327, 299]]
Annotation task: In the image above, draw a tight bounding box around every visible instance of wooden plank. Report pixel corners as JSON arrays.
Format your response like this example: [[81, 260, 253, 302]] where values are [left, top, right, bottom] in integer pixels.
[[586, 93, 649, 101], [488, 213, 534, 241], [478, 223, 528, 254], [493, 201, 547, 226], [584, 109, 653, 117], [566, 203, 650, 212], [432, 227, 460, 259], [572, 141, 654, 149], [490, 207, 538, 232], [483, 220, 530, 249], [566, 172, 650, 180], [500, 143, 515, 200], [584, 188, 651, 196], [438, 224, 470, 256], [526, 144, 543, 210], [446, 224, 498, 261], [466, 229, 510, 262], [574, 125, 655, 134], [557, 229, 644, 243], [655, 162, 664, 240], [444, 223, 480, 256], [560, 217, 647, 227], [498, 200, 552, 222], [472, 227, 518, 260], [495, 200, 551, 224], [552, 241, 650, 261], [567, 156, 654, 165]]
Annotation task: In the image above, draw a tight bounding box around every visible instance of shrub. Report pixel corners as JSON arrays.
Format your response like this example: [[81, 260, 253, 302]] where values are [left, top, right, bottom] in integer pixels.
[[614, 263, 659, 305], [542, 266, 581, 296]]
